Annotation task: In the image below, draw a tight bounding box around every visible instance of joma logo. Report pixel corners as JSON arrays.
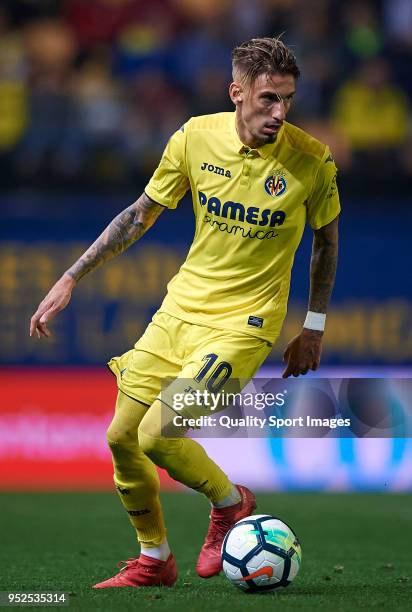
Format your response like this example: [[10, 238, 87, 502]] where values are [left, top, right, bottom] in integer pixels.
[[201, 162, 231, 178]]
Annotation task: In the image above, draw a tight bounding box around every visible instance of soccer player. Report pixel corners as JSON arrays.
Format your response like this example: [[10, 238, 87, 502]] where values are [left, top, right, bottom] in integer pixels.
[[30, 37, 340, 588]]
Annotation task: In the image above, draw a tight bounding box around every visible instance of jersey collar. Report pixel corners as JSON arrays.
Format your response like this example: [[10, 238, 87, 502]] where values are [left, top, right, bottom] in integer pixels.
[[230, 112, 283, 159]]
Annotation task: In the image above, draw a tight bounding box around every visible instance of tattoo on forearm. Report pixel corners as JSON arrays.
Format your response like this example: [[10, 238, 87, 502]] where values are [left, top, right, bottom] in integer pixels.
[[66, 193, 164, 282], [309, 222, 338, 313]]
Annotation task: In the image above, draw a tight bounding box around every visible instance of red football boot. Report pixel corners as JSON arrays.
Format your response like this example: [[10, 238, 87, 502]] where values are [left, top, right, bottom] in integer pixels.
[[196, 485, 256, 578], [92, 553, 177, 589]]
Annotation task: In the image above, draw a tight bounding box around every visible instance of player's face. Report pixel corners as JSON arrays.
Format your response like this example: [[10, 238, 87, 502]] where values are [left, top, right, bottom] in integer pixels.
[[231, 72, 296, 148]]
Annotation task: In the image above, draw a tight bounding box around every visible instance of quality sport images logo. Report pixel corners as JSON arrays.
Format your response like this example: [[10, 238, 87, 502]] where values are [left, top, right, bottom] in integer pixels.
[[265, 171, 287, 197]]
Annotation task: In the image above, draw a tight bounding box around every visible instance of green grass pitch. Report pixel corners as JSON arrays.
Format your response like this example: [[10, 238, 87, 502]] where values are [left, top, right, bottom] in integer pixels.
[[1, 492, 411, 611]]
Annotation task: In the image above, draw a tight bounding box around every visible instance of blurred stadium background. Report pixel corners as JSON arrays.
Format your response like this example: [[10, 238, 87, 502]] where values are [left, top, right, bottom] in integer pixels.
[[1, 0, 411, 493]]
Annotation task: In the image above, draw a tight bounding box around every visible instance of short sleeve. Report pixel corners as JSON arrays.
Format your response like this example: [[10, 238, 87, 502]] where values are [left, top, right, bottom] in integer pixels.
[[306, 147, 341, 230], [145, 124, 191, 209]]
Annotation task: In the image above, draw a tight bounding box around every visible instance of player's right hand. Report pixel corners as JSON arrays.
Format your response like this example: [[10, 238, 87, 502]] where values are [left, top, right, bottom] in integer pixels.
[[29, 273, 76, 339]]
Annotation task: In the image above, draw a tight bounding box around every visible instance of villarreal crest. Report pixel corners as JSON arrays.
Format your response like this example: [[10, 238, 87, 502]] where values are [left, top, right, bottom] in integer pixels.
[[264, 171, 287, 197]]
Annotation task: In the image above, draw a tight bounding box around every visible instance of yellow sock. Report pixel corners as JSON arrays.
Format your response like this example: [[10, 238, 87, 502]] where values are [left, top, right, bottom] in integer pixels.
[[138, 400, 234, 503], [107, 391, 167, 547]]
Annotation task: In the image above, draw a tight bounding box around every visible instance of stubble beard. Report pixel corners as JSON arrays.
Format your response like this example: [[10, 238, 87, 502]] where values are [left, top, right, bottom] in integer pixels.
[[255, 131, 277, 146], [263, 133, 277, 144]]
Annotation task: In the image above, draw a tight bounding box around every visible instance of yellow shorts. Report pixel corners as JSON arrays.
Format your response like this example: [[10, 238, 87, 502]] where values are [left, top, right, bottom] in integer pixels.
[[108, 311, 274, 416]]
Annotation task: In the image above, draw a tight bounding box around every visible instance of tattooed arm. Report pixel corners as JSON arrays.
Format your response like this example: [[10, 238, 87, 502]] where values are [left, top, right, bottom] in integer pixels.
[[30, 193, 165, 338], [307, 215, 339, 314], [282, 216, 339, 377]]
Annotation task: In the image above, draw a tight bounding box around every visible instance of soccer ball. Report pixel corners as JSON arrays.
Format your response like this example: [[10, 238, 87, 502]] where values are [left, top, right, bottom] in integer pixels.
[[221, 514, 302, 592]]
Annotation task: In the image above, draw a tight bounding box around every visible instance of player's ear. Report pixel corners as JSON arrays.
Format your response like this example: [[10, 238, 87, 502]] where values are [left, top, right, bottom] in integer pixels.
[[229, 82, 243, 105]]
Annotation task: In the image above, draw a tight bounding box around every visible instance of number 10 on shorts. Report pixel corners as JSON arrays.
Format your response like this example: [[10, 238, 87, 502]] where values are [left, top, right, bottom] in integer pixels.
[[194, 353, 233, 393]]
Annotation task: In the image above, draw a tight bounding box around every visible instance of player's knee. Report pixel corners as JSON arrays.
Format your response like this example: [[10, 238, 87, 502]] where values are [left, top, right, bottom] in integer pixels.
[[138, 426, 171, 466], [106, 424, 137, 453], [138, 426, 158, 456]]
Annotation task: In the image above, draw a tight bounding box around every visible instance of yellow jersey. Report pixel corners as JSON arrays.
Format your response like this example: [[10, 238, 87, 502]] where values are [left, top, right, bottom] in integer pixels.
[[145, 112, 340, 342]]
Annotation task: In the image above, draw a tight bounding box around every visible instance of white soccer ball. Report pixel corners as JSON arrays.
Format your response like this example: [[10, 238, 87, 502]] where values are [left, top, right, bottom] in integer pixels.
[[221, 514, 302, 592]]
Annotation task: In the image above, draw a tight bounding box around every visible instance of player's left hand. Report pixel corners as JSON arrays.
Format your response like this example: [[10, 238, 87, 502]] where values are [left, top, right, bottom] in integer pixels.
[[282, 328, 323, 378]]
